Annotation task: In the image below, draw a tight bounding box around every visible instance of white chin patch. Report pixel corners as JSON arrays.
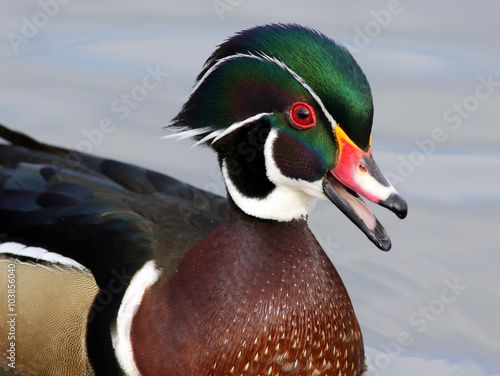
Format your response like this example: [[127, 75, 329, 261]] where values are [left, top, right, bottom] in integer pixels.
[[222, 160, 317, 221], [221, 128, 322, 222]]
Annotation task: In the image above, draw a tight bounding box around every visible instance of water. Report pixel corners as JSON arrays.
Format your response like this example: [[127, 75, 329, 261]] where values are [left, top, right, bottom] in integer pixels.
[[0, 1, 499, 375]]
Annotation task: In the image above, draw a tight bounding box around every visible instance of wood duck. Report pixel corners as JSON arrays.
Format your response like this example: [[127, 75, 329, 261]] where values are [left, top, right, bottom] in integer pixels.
[[0, 24, 407, 376]]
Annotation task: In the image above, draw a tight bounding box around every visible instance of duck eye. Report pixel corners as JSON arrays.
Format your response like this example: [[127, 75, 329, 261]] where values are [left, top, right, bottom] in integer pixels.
[[290, 102, 316, 129]]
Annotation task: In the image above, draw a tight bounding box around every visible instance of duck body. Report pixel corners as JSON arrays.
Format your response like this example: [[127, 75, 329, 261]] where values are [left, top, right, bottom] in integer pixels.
[[0, 139, 227, 375], [132, 202, 363, 375], [0, 24, 407, 376]]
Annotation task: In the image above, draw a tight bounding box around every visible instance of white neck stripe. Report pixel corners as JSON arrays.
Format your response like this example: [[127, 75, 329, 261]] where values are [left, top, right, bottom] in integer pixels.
[[111, 260, 160, 376], [221, 126, 316, 222]]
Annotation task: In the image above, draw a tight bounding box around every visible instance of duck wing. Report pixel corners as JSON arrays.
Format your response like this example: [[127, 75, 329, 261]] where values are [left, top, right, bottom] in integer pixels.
[[0, 125, 227, 375], [0, 125, 227, 286]]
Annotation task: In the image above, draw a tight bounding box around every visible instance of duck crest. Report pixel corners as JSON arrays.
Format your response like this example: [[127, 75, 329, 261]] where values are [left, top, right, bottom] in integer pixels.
[[168, 23, 373, 151], [131, 202, 365, 376]]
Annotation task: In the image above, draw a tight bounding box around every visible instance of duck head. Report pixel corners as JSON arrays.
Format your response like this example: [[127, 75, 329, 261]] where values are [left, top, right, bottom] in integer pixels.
[[168, 24, 407, 251]]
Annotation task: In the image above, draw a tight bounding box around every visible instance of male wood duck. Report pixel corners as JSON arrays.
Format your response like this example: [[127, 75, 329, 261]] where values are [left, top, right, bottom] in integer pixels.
[[0, 24, 407, 376]]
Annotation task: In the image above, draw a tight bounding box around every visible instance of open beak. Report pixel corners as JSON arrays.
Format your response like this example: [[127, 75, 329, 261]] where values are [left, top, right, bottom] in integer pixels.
[[323, 126, 407, 251]]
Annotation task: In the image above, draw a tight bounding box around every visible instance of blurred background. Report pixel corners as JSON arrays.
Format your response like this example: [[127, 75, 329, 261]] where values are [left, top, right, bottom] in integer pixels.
[[0, 1, 499, 375]]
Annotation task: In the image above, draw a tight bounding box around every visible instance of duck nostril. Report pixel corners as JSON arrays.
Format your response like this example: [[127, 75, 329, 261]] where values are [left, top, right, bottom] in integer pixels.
[[357, 164, 368, 174]]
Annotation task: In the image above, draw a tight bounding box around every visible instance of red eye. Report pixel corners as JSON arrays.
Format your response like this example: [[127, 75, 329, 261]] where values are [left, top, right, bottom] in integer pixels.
[[290, 102, 316, 129]]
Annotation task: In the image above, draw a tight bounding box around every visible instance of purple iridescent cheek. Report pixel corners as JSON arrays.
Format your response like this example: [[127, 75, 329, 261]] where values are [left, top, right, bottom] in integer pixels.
[[272, 132, 327, 182]]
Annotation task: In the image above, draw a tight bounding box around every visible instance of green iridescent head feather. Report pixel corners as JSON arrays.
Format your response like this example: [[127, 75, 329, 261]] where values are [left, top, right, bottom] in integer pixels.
[[170, 23, 373, 151], [172, 54, 311, 135]]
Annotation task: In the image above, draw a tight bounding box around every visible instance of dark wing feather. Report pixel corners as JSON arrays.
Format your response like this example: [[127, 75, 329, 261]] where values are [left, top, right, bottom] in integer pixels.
[[0, 125, 226, 286]]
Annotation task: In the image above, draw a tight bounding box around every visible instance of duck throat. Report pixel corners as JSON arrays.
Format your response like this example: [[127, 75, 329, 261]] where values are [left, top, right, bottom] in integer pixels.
[[131, 206, 365, 375], [218, 122, 275, 200]]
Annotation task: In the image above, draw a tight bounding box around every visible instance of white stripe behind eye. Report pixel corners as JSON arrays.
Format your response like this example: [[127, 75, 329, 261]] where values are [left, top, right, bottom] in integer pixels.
[[256, 54, 338, 130], [208, 112, 272, 145], [191, 129, 222, 146], [0, 241, 88, 270], [163, 113, 272, 147], [161, 127, 213, 142], [163, 53, 338, 145]]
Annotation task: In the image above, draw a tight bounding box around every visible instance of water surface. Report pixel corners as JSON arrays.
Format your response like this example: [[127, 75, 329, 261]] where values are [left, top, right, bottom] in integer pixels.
[[0, 1, 499, 375]]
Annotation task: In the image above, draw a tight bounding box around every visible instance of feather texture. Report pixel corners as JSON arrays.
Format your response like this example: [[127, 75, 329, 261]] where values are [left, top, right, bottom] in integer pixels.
[[0, 127, 226, 286]]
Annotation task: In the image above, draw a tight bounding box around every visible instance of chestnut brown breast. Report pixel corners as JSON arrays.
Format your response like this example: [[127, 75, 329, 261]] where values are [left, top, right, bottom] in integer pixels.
[[132, 208, 364, 376]]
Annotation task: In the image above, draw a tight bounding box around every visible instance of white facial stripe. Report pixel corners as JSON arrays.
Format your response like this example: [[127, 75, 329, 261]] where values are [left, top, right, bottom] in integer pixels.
[[165, 53, 337, 145], [163, 113, 271, 148], [189, 52, 338, 130], [264, 129, 326, 201], [162, 127, 213, 142], [192, 129, 221, 146], [222, 159, 317, 222], [256, 54, 338, 130], [170, 112, 273, 147], [111, 260, 160, 376], [0, 241, 88, 270], [221, 128, 330, 221], [189, 53, 255, 97], [210, 112, 272, 144]]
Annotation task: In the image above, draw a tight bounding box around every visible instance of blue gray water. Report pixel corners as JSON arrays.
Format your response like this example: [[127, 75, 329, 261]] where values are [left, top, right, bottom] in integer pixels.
[[1, 1, 499, 375]]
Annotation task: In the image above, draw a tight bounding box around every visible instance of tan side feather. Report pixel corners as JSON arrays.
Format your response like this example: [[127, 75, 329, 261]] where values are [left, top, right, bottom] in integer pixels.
[[0, 259, 99, 376]]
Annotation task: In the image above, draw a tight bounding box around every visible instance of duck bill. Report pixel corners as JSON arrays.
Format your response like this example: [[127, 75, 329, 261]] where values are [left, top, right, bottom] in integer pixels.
[[322, 127, 407, 251]]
